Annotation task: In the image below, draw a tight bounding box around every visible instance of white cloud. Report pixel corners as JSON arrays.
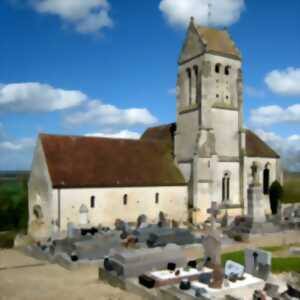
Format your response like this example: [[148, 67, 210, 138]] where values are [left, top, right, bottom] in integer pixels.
[[65, 100, 158, 128], [0, 138, 34, 151], [30, 0, 113, 33], [255, 129, 300, 172], [265, 67, 300, 96], [0, 82, 87, 112], [250, 104, 300, 127], [168, 87, 178, 96], [159, 0, 245, 28], [0, 125, 35, 170], [244, 85, 265, 99], [85, 130, 140, 139]]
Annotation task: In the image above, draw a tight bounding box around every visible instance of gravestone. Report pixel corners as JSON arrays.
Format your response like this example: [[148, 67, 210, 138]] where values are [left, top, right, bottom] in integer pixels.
[[245, 248, 272, 281], [247, 163, 266, 224], [158, 211, 168, 227], [136, 214, 148, 229], [224, 260, 244, 278], [67, 223, 80, 239]]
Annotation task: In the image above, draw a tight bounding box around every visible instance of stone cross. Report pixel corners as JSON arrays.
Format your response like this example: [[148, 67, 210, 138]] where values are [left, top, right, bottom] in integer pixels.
[[251, 162, 260, 186], [207, 201, 220, 230]]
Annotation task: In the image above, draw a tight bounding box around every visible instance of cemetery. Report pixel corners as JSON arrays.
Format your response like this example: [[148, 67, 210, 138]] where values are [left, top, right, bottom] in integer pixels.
[[20, 162, 300, 299]]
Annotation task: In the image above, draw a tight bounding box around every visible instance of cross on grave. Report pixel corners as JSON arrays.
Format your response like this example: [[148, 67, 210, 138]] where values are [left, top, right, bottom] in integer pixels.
[[251, 162, 260, 186], [207, 201, 221, 230]]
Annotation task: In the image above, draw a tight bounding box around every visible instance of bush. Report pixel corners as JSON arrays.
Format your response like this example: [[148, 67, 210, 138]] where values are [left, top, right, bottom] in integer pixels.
[[269, 180, 283, 215], [0, 179, 28, 231]]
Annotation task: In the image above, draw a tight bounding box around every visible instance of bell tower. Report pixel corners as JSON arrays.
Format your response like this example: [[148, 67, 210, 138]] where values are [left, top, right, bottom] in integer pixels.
[[174, 18, 244, 222]]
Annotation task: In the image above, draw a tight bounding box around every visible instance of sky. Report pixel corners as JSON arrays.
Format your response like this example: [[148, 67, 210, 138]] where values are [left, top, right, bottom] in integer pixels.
[[0, 0, 299, 171]]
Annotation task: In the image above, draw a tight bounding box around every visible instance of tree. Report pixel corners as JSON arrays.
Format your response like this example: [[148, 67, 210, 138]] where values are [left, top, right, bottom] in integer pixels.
[[269, 180, 283, 215]]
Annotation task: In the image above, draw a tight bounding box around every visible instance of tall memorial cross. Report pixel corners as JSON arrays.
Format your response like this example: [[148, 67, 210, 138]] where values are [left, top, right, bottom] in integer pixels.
[[207, 201, 221, 230], [251, 162, 260, 186]]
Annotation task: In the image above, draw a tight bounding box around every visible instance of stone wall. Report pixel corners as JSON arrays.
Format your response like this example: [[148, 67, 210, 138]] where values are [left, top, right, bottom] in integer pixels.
[[28, 138, 54, 240], [51, 185, 188, 233]]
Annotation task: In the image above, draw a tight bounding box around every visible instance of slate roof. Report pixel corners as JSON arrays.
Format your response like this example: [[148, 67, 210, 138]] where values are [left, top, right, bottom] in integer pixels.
[[196, 26, 241, 59], [245, 129, 280, 158], [40, 134, 185, 188]]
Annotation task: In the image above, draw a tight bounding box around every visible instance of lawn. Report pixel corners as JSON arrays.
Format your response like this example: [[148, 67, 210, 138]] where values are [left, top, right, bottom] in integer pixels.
[[221, 246, 300, 273], [282, 172, 300, 204]]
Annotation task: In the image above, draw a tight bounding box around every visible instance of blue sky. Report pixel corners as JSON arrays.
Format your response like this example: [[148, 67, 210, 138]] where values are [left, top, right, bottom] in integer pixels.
[[0, 0, 299, 171]]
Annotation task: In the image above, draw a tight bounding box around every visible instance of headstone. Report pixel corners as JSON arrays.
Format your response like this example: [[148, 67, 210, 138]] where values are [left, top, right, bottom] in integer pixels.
[[282, 207, 295, 222], [158, 211, 168, 227], [136, 214, 148, 229], [245, 248, 272, 281], [247, 184, 266, 224], [224, 260, 244, 278], [67, 223, 77, 238]]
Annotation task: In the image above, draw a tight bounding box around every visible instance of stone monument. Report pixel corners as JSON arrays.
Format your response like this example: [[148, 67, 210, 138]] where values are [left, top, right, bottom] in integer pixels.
[[247, 162, 266, 224]]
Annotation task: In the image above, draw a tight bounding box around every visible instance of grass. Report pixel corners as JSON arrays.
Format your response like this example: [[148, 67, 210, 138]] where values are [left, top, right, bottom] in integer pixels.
[[282, 172, 300, 204], [221, 246, 300, 273]]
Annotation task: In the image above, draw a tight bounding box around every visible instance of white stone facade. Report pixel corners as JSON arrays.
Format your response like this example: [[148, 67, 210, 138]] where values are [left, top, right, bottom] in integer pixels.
[[174, 20, 281, 222]]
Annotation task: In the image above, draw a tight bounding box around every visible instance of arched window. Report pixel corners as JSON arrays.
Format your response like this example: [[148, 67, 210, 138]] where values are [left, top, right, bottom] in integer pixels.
[[186, 68, 192, 105], [123, 194, 128, 205], [215, 63, 221, 73], [222, 172, 230, 202], [225, 65, 231, 75], [90, 196, 95, 208], [263, 164, 270, 195], [155, 193, 159, 204], [193, 65, 198, 103]]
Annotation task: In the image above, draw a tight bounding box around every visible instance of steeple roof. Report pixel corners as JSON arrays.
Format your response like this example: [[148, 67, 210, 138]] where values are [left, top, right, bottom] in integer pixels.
[[196, 25, 241, 59]]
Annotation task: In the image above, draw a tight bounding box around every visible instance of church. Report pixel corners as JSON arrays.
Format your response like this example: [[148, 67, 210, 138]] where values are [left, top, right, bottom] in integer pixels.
[[28, 18, 281, 240]]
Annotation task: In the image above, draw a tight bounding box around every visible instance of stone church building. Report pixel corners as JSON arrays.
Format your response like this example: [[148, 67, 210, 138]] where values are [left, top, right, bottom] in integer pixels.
[[28, 19, 281, 239]]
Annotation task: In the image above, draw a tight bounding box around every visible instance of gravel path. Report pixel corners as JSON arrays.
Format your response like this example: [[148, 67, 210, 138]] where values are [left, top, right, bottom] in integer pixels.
[[0, 249, 141, 300]]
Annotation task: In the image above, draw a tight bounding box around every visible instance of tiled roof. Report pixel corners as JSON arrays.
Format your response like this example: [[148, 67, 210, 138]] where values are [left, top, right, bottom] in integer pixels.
[[245, 130, 280, 158], [196, 26, 241, 59], [40, 133, 185, 188]]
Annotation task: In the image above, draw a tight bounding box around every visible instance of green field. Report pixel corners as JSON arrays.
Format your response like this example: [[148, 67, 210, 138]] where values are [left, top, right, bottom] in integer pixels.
[[283, 172, 300, 203]]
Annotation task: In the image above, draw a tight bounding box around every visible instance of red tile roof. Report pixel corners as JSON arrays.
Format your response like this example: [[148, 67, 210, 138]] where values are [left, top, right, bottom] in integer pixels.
[[245, 130, 280, 158], [40, 133, 185, 188]]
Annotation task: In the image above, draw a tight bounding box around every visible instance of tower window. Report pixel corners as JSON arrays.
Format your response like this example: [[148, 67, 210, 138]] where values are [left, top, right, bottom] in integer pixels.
[[155, 193, 159, 204], [216, 94, 219, 98], [215, 63, 221, 73], [222, 172, 230, 202], [186, 68, 192, 105], [193, 65, 199, 104], [123, 194, 128, 205], [225, 66, 230, 75], [90, 196, 95, 208]]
